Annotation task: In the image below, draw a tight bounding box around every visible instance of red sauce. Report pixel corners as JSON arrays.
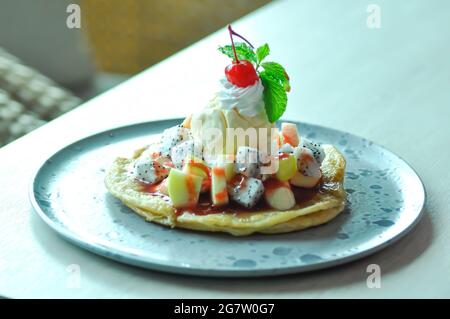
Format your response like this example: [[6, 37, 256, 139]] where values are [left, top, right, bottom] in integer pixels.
[[214, 189, 228, 202], [150, 152, 160, 159], [292, 185, 318, 202], [164, 161, 175, 168], [263, 178, 288, 196], [212, 166, 225, 177], [201, 178, 211, 192], [187, 160, 210, 177], [138, 176, 321, 217], [282, 134, 291, 146], [211, 167, 228, 202], [155, 165, 169, 177], [229, 174, 247, 190], [174, 193, 264, 216], [186, 160, 211, 192], [140, 180, 163, 193], [186, 174, 196, 205]]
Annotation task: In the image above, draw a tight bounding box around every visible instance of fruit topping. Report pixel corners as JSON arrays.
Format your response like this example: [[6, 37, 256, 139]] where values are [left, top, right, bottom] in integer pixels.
[[211, 167, 229, 206], [264, 178, 296, 210], [183, 156, 211, 193], [170, 139, 203, 169], [290, 146, 322, 188], [235, 146, 261, 178], [158, 125, 191, 157], [167, 168, 203, 208], [134, 156, 169, 184], [281, 122, 300, 147], [227, 174, 264, 208], [276, 153, 297, 181]]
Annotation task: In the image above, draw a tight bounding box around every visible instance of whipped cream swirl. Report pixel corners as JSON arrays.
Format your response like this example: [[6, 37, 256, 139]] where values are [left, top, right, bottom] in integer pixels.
[[215, 77, 265, 117]]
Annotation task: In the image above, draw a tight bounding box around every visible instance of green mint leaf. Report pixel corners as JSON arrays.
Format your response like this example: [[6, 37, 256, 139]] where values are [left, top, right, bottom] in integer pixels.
[[256, 43, 270, 64], [218, 42, 256, 63], [261, 61, 291, 92], [260, 71, 287, 123]]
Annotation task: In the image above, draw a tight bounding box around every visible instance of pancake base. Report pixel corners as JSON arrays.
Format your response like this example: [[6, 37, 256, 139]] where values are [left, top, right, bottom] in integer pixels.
[[105, 145, 346, 236]]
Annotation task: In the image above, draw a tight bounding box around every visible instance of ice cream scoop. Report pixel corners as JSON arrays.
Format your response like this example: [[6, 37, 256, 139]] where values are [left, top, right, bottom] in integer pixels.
[[191, 77, 275, 160]]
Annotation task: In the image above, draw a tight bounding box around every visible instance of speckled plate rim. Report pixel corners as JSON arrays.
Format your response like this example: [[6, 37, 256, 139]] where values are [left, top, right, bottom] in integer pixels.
[[29, 119, 426, 277]]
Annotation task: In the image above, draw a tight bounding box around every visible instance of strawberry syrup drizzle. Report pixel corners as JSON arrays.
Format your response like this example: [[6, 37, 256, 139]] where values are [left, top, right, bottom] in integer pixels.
[[139, 179, 319, 216], [138, 153, 321, 216]]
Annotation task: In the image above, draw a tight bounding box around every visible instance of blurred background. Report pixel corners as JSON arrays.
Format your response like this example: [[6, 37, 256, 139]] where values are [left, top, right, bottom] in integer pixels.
[[0, 0, 270, 146]]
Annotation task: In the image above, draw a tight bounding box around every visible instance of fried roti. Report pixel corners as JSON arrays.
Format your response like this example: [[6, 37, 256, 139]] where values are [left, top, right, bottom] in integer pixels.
[[105, 145, 346, 236]]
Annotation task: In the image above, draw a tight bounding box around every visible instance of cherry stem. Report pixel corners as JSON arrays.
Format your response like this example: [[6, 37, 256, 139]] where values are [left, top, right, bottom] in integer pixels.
[[227, 24, 254, 63], [227, 25, 239, 62], [228, 25, 254, 48]]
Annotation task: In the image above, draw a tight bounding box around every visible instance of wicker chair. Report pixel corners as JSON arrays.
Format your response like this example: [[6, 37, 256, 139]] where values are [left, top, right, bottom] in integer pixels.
[[0, 48, 81, 146]]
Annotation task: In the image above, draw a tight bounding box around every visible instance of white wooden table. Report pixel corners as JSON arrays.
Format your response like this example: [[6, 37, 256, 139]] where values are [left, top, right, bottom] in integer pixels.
[[1, 0, 449, 298]]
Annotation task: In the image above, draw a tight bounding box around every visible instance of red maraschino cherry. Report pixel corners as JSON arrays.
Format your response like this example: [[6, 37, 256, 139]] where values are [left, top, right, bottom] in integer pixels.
[[225, 25, 259, 88], [225, 61, 259, 88]]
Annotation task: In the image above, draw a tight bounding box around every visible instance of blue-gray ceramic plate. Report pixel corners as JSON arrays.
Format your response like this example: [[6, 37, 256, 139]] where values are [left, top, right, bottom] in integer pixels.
[[30, 119, 425, 277]]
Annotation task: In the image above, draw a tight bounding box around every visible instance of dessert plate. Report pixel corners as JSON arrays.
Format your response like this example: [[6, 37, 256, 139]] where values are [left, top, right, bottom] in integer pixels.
[[30, 119, 425, 277]]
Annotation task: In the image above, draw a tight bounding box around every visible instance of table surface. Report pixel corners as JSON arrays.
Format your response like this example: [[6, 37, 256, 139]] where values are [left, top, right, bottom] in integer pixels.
[[1, 0, 449, 298]]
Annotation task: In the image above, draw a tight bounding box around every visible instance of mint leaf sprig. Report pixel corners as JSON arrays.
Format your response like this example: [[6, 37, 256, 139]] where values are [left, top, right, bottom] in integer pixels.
[[256, 43, 270, 67], [218, 43, 256, 64], [218, 42, 290, 123]]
